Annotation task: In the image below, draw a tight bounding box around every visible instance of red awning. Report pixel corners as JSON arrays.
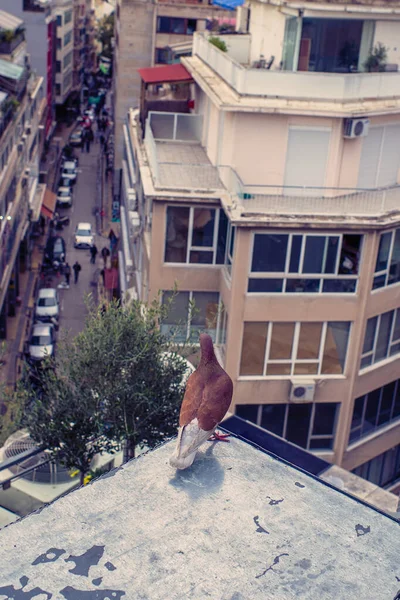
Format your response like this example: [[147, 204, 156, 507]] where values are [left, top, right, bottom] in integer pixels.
[[40, 189, 57, 219], [137, 64, 193, 85], [104, 267, 119, 290]]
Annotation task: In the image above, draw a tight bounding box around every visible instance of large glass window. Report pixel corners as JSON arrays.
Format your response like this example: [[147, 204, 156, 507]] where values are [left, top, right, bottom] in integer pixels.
[[352, 445, 400, 488], [156, 17, 196, 35], [64, 31, 72, 47], [373, 228, 400, 290], [350, 379, 400, 443], [164, 206, 227, 265], [249, 233, 362, 294], [240, 321, 350, 377], [236, 402, 338, 450], [64, 9, 72, 24], [161, 291, 221, 343], [360, 309, 400, 369]]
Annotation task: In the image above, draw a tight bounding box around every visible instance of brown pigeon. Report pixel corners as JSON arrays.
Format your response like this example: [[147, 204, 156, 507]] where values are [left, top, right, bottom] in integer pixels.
[[170, 333, 233, 470]]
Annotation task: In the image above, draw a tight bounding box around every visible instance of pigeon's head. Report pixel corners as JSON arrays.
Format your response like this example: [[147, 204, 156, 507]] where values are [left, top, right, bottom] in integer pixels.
[[199, 333, 215, 363]]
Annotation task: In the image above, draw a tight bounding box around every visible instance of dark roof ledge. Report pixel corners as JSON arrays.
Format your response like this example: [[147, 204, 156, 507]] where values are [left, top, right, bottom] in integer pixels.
[[0, 437, 399, 598]]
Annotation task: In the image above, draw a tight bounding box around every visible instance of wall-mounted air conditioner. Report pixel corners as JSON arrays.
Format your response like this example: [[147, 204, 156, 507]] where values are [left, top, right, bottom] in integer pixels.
[[343, 118, 370, 139], [289, 380, 316, 403]]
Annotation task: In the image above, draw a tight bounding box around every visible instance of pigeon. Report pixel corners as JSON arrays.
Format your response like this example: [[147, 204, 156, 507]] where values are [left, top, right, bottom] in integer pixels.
[[170, 333, 233, 470]]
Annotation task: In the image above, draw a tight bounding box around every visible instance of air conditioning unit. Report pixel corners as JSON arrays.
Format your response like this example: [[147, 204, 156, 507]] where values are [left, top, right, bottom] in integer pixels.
[[289, 380, 316, 403], [343, 118, 370, 139]]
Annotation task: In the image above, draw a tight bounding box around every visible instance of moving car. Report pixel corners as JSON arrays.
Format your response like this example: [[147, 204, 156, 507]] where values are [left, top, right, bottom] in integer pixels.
[[35, 288, 59, 323], [61, 161, 77, 183], [56, 186, 72, 207], [69, 128, 83, 147], [74, 222, 94, 248], [28, 323, 56, 362]]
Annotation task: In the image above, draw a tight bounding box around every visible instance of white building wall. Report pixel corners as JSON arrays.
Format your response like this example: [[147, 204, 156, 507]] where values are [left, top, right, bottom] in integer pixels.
[[248, 2, 286, 68], [374, 20, 400, 66]]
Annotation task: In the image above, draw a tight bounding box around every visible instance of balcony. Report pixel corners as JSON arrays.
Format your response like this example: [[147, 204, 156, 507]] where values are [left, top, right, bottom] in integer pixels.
[[144, 111, 223, 192], [0, 31, 25, 56], [193, 32, 400, 104]]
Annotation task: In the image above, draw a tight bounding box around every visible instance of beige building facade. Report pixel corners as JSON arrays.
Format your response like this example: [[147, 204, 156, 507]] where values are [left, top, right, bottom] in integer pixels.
[[54, 0, 74, 104], [121, 0, 400, 492]]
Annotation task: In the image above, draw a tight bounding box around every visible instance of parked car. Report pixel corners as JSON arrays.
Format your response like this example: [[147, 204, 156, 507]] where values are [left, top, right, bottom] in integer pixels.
[[61, 161, 77, 183], [69, 128, 83, 147], [84, 107, 96, 122], [58, 176, 73, 189], [28, 323, 56, 362], [56, 186, 73, 207], [74, 222, 94, 248], [45, 235, 66, 264], [35, 288, 60, 323]]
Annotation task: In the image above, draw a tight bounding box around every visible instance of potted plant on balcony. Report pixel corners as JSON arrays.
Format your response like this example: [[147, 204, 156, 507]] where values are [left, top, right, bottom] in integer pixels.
[[209, 36, 227, 53], [364, 42, 388, 72]]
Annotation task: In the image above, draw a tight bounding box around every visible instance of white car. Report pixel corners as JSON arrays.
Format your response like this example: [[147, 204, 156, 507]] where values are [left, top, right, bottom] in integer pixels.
[[74, 222, 94, 248], [56, 186, 72, 207], [35, 288, 59, 323], [61, 161, 77, 183], [28, 323, 56, 362]]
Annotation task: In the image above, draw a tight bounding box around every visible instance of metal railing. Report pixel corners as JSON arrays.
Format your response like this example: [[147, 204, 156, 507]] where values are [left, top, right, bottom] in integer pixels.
[[147, 111, 203, 143]]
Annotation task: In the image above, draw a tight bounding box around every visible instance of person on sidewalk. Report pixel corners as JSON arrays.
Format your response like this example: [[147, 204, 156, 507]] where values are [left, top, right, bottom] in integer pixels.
[[101, 246, 110, 266], [64, 263, 71, 286], [90, 244, 98, 264], [73, 261, 82, 283]]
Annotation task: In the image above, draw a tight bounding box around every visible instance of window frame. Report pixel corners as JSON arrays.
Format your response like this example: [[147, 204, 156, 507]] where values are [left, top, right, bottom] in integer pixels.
[[156, 16, 197, 35], [239, 321, 351, 378], [372, 227, 400, 291], [349, 380, 400, 444], [248, 231, 361, 294], [224, 222, 235, 277], [360, 308, 400, 370]]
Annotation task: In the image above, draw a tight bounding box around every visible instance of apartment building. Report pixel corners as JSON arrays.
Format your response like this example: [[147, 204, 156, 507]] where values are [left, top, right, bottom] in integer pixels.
[[120, 0, 400, 492], [0, 12, 45, 339], [53, 0, 74, 105], [113, 0, 233, 173], [1, 1, 56, 140]]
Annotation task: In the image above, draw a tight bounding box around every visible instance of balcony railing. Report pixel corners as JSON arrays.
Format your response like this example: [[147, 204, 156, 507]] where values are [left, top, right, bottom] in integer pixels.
[[193, 32, 400, 102], [0, 32, 25, 55]]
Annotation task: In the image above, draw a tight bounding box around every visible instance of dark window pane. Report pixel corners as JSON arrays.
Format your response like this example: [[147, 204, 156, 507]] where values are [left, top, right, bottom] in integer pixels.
[[393, 383, 400, 418], [269, 323, 295, 360], [161, 291, 189, 341], [392, 310, 400, 342], [286, 403, 312, 448], [289, 235, 302, 272], [240, 322, 267, 375], [350, 396, 365, 433], [302, 237, 325, 273], [260, 404, 286, 437], [325, 236, 339, 273], [363, 389, 381, 434], [313, 403, 337, 436], [360, 355, 372, 369], [375, 311, 393, 362], [251, 234, 288, 272], [187, 18, 197, 34], [322, 322, 350, 375], [339, 234, 362, 275], [236, 404, 258, 424], [388, 229, 400, 285], [171, 18, 185, 33], [389, 341, 400, 357], [285, 279, 320, 293], [216, 210, 228, 264], [309, 438, 334, 450], [378, 382, 396, 426], [165, 207, 189, 263], [375, 231, 392, 272], [322, 279, 357, 293], [192, 208, 215, 247], [157, 16, 170, 33], [248, 278, 283, 293], [362, 317, 377, 354], [189, 251, 213, 264], [373, 274, 386, 289]]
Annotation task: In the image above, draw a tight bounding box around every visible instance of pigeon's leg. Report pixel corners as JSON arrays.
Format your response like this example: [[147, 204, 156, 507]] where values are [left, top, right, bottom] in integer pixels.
[[208, 430, 230, 442]]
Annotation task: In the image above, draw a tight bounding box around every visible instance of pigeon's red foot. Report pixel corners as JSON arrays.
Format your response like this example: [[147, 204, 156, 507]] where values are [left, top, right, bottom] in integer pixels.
[[208, 431, 230, 443]]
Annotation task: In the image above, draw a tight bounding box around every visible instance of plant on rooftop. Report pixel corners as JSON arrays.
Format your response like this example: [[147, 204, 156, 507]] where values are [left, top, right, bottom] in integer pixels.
[[364, 42, 387, 72], [209, 36, 227, 53], [97, 13, 114, 60], [22, 297, 190, 481]]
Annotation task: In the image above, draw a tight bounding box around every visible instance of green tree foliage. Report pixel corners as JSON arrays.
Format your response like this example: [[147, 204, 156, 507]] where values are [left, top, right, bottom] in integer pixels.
[[98, 13, 115, 60], [364, 42, 388, 72], [209, 36, 228, 53], [23, 298, 189, 481]]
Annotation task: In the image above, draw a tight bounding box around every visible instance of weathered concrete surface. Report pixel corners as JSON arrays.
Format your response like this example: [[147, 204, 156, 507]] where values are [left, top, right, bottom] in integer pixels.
[[0, 438, 399, 599]]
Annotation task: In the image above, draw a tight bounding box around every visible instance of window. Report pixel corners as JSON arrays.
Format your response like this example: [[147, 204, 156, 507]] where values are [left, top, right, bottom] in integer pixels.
[[373, 228, 400, 290], [236, 402, 338, 450], [64, 9, 72, 24], [63, 51, 73, 69], [224, 223, 235, 276], [249, 233, 362, 294], [360, 309, 400, 369], [358, 125, 400, 189], [56, 15, 62, 27], [164, 206, 228, 265], [161, 291, 221, 343], [156, 17, 197, 34], [284, 128, 330, 193], [56, 38, 62, 50], [350, 380, 400, 443], [353, 444, 400, 488], [240, 321, 350, 377], [64, 31, 72, 46], [56, 61, 61, 73], [55, 84, 61, 96], [155, 48, 170, 64]]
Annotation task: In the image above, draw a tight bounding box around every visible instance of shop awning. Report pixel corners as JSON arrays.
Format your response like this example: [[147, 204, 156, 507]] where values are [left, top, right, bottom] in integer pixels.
[[40, 188, 56, 219], [138, 64, 192, 85], [212, 0, 244, 8]]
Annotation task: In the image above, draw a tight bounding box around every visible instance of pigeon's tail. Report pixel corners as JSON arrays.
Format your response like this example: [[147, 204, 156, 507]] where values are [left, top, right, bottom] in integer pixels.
[[169, 449, 197, 470]]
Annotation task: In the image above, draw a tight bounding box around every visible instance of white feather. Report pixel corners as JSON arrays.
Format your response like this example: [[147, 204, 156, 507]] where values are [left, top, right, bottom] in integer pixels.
[[169, 418, 215, 470]]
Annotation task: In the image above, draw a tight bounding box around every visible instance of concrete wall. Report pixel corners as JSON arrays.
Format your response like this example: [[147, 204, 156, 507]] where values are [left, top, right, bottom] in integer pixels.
[[248, 2, 286, 68]]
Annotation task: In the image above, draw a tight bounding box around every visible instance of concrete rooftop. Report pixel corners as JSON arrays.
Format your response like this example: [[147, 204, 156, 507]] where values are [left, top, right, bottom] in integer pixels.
[[0, 437, 399, 599]]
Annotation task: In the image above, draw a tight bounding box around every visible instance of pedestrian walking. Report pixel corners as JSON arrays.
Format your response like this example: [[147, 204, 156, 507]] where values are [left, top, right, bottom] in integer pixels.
[[85, 136, 91, 153], [101, 246, 110, 266], [64, 262, 71, 286], [73, 261, 82, 283], [99, 133, 105, 148], [90, 244, 98, 264]]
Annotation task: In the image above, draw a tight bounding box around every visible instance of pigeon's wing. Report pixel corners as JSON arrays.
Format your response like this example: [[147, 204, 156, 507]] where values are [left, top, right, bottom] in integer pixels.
[[179, 370, 206, 426], [197, 372, 233, 431], [175, 418, 215, 460]]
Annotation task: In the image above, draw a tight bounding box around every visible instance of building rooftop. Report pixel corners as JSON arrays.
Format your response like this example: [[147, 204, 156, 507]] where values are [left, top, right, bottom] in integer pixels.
[[0, 10, 23, 32], [0, 436, 399, 598]]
